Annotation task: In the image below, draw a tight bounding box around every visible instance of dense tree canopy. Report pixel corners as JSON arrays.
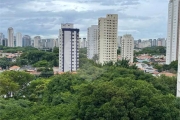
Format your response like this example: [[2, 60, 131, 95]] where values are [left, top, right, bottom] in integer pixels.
[[0, 71, 34, 98], [0, 46, 38, 53], [153, 60, 178, 73], [135, 46, 166, 55], [0, 47, 179, 120]]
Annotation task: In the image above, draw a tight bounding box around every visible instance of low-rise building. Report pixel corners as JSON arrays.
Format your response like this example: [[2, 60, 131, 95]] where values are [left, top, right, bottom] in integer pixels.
[[9, 66, 20, 71]]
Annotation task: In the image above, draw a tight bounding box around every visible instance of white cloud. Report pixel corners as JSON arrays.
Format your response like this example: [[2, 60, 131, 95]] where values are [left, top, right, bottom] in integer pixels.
[[18, 0, 127, 12], [0, 0, 169, 39]]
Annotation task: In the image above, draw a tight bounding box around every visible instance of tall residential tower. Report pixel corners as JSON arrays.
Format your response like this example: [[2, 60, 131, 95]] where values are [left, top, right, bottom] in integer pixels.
[[59, 23, 80, 72], [98, 14, 118, 64], [177, 0, 180, 97], [87, 25, 98, 59], [121, 34, 134, 63], [166, 0, 180, 64], [16, 32, 22, 47], [0, 33, 4, 45], [23, 35, 31, 47], [178, 34, 180, 97], [7, 27, 14, 47], [34, 36, 41, 48]]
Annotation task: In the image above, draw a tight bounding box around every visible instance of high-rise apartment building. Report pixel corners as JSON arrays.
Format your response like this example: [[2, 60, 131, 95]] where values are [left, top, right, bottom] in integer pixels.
[[54, 38, 59, 47], [2, 38, 8, 46], [121, 34, 134, 63], [59, 23, 79, 72], [79, 38, 82, 48], [178, 25, 180, 97], [23, 35, 31, 47], [34, 36, 41, 48], [177, 0, 180, 97], [138, 41, 151, 48], [39, 39, 54, 49], [117, 36, 122, 48], [134, 40, 139, 48], [157, 39, 162, 46], [162, 38, 166, 47], [166, 0, 180, 64], [149, 39, 153, 47], [87, 25, 98, 59], [0, 33, 4, 45], [156, 38, 166, 47], [16, 32, 22, 47], [7, 27, 14, 47], [152, 39, 157, 46], [80, 38, 87, 48], [178, 40, 180, 97], [98, 14, 118, 64], [14, 36, 16, 47]]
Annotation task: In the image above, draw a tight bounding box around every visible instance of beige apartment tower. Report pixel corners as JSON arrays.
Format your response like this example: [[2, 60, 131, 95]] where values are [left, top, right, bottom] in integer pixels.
[[98, 14, 118, 64], [121, 34, 134, 63]]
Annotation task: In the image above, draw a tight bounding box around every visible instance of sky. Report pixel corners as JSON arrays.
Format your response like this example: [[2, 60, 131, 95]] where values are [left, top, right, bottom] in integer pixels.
[[0, 0, 169, 39]]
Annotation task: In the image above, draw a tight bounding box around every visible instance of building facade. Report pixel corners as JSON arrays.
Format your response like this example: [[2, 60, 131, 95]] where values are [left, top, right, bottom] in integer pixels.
[[78, 38, 81, 48], [117, 36, 122, 48], [59, 23, 79, 72], [7, 27, 14, 47], [178, 36, 180, 97], [0, 33, 5, 45], [16, 32, 22, 47], [14, 36, 16, 47], [23, 35, 31, 47], [121, 34, 134, 63], [138, 41, 151, 48], [157, 38, 166, 47], [176, 35, 180, 97], [149, 39, 153, 47], [166, 0, 180, 64], [87, 25, 98, 59], [177, 0, 180, 98], [39, 39, 54, 49], [34, 36, 41, 48], [54, 38, 59, 47], [2, 38, 8, 46], [152, 39, 157, 46], [162, 38, 166, 47], [98, 14, 118, 64], [80, 38, 87, 48]]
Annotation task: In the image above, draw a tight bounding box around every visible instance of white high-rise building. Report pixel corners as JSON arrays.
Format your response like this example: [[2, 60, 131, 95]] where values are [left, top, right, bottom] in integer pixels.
[[121, 34, 134, 63], [166, 0, 180, 64], [87, 25, 98, 59], [34, 36, 41, 48], [177, 0, 180, 97], [178, 41, 180, 97], [7, 27, 14, 47], [98, 14, 118, 64], [16, 32, 22, 47], [59, 23, 79, 72], [178, 28, 180, 97]]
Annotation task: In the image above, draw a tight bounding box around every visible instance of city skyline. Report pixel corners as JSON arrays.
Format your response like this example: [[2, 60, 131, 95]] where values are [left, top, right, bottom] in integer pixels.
[[0, 0, 168, 39]]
